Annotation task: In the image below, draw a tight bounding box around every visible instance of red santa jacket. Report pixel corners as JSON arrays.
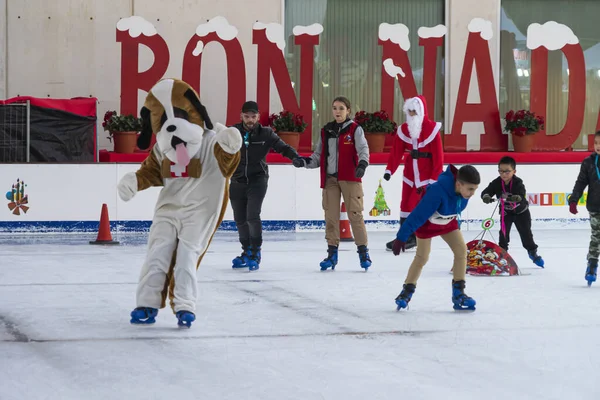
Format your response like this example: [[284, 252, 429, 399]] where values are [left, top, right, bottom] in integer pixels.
[[385, 95, 443, 189]]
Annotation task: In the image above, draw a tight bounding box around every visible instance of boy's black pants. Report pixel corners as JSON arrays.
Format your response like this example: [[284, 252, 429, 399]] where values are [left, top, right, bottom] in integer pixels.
[[230, 176, 269, 248], [498, 209, 537, 253]]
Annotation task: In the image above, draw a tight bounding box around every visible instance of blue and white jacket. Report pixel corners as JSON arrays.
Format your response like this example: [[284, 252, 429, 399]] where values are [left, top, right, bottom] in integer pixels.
[[397, 165, 470, 241]]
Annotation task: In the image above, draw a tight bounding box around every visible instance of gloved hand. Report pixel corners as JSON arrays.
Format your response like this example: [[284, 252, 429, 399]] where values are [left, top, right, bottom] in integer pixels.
[[569, 202, 578, 215], [355, 160, 368, 178], [482, 194, 495, 204], [507, 194, 522, 202], [383, 172, 391, 181], [117, 172, 138, 202], [392, 239, 406, 255], [292, 157, 311, 168]]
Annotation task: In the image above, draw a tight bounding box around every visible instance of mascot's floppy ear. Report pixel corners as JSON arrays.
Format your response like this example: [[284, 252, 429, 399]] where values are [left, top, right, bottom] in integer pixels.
[[184, 88, 213, 130], [137, 106, 153, 150]]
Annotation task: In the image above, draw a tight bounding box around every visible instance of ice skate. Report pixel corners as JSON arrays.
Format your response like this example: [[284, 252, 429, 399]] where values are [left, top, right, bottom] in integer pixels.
[[130, 307, 158, 324], [395, 283, 416, 310], [176, 310, 196, 328], [451, 280, 476, 311], [247, 246, 261, 271], [357, 245, 372, 270], [320, 245, 338, 271], [528, 250, 544, 268], [586, 259, 598, 287]]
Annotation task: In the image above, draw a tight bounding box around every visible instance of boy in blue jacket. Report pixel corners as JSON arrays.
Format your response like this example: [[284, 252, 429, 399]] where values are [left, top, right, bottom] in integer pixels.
[[392, 164, 480, 311]]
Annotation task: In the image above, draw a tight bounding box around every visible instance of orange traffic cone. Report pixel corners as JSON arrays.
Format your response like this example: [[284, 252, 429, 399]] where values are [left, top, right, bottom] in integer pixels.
[[89, 203, 120, 245], [340, 202, 354, 242]]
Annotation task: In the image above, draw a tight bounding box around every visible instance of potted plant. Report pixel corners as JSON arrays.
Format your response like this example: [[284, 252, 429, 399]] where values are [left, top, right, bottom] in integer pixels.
[[354, 110, 397, 153], [504, 109, 544, 152], [268, 110, 308, 149], [102, 110, 143, 154]]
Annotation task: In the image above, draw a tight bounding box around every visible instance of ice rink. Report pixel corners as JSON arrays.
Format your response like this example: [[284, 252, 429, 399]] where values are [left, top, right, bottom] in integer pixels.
[[1, 229, 599, 400]]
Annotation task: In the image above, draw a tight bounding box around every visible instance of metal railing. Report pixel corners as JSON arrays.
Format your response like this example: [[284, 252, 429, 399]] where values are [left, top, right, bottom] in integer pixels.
[[0, 100, 30, 163]]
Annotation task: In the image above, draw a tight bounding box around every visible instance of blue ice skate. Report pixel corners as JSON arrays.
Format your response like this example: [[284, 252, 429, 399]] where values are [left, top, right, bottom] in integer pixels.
[[176, 310, 196, 328], [395, 283, 416, 310], [130, 307, 158, 324], [232, 247, 250, 269], [357, 245, 372, 271], [320, 245, 338, 271], [528, 250, 544, 268], [452, 280, 476, 311], [586, 259, 598, 287], [247, 246, 261, 271]]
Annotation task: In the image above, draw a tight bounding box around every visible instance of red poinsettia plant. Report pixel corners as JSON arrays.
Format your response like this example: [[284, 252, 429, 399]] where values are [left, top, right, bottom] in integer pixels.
[[268, 110, 308, 133], [504, 110, 544, 137], [102, 110, 143, 141], [354, 110, 397, 134]]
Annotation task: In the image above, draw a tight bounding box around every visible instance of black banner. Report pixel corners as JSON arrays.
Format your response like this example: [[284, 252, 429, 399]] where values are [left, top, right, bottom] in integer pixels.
[[28, 105, 96, 162], [0, 104, 96, 163]]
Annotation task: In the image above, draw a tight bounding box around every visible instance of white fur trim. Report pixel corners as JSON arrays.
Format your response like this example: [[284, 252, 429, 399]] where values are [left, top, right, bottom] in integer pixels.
[[385, 169, 391, 175], [402, 176, 414, 187], [418, 122, 442, 148], [150, 79, 175, 120], [399, 211, 411, 218], [397, 126, 412, 144]]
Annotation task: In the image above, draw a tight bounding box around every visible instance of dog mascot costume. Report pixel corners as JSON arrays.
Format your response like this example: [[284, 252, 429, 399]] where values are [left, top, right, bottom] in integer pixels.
[[117, 78, 242, 328], [383, 95, 443, 251]]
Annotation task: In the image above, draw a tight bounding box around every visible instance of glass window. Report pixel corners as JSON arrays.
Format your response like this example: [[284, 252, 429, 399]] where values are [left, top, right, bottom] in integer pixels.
[[285, 0, 445, 147], [500, 0, 600, 149]]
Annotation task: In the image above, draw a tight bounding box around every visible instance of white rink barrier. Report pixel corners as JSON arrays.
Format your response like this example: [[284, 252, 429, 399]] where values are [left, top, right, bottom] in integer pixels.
[[0, 163, 591, 234]]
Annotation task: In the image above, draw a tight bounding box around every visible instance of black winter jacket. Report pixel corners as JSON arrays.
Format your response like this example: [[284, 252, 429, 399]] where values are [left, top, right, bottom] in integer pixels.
[[231, 123, 299, 183], [569, 153, 600, 212], [481, 176, 529, 215]]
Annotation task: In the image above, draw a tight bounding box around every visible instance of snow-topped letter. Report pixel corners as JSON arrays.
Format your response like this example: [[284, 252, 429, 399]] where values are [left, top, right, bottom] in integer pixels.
[[448, 18, 504, 152], [117, 16, 169, 116], [253, 22, 321, 151], [527, 21, 584, 151], [378, 23, 418, 124], [182, 17, 245, 126]]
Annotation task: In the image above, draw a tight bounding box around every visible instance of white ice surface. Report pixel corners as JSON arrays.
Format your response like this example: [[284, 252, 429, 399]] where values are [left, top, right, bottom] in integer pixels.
[[1, 230, 599, 400]]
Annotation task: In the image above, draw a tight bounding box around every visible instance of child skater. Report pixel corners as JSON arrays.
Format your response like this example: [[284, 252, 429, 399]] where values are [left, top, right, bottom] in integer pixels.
[[480, 156, 544, 267], [391, 164, 480, 311], [568, 131, 600, 286]]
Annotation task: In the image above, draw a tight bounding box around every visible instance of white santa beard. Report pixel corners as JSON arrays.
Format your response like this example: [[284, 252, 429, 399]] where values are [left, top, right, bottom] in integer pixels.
[[407, 114, 423, 138]]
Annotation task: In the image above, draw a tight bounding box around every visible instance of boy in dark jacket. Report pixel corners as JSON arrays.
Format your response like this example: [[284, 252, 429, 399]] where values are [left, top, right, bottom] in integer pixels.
[[481, 156, 544, 267], [391, 164, 480, 311], [230, 101, 300, 271], [568, 131, 600, 285]]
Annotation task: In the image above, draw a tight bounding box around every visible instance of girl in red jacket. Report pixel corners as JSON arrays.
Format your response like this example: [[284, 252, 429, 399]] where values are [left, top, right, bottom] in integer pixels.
[[293, 96, 371, 271]]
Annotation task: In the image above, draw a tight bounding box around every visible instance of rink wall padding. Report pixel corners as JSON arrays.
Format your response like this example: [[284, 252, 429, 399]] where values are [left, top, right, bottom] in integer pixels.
[[0, 162, 593, 234]]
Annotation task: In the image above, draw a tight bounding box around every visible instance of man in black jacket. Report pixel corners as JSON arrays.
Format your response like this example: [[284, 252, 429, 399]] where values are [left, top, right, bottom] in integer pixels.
[[480, 156, 544, 267], [230, 101, 300, 271]]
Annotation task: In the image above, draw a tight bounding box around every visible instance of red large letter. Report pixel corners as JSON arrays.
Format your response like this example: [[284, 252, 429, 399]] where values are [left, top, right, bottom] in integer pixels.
[[378, 23, 419, 152], [182, 21, 246, 126], [253, 23, 319, 152], [449, 31, 504, 152], [418, 25, 446, 118], [530, 44, 585, 151], [116, 17, 169, 116]]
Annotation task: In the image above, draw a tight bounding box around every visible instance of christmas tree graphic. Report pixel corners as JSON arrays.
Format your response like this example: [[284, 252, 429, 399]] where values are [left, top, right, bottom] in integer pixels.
[[370, 180, 391, 217]]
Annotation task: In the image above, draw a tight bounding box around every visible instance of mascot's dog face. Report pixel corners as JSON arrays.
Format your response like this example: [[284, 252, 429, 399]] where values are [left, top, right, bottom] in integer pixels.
[[137, 79, 213, 166]]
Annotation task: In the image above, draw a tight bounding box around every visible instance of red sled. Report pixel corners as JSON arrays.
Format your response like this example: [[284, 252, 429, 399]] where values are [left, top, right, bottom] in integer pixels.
[[465, 239, 520, 276]]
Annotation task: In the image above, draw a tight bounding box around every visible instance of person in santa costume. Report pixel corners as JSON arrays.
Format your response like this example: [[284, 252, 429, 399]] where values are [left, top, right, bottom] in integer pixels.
[[383, 95, 444, 251]]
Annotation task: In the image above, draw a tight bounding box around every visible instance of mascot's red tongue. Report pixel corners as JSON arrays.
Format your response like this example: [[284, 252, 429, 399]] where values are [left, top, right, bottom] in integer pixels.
[[175, 143, 191, 167]]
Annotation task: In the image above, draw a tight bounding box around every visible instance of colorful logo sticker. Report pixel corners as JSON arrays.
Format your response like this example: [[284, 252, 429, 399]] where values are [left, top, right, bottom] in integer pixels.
[[369, 180, 391, 217], [6, 178, 29, 215]]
